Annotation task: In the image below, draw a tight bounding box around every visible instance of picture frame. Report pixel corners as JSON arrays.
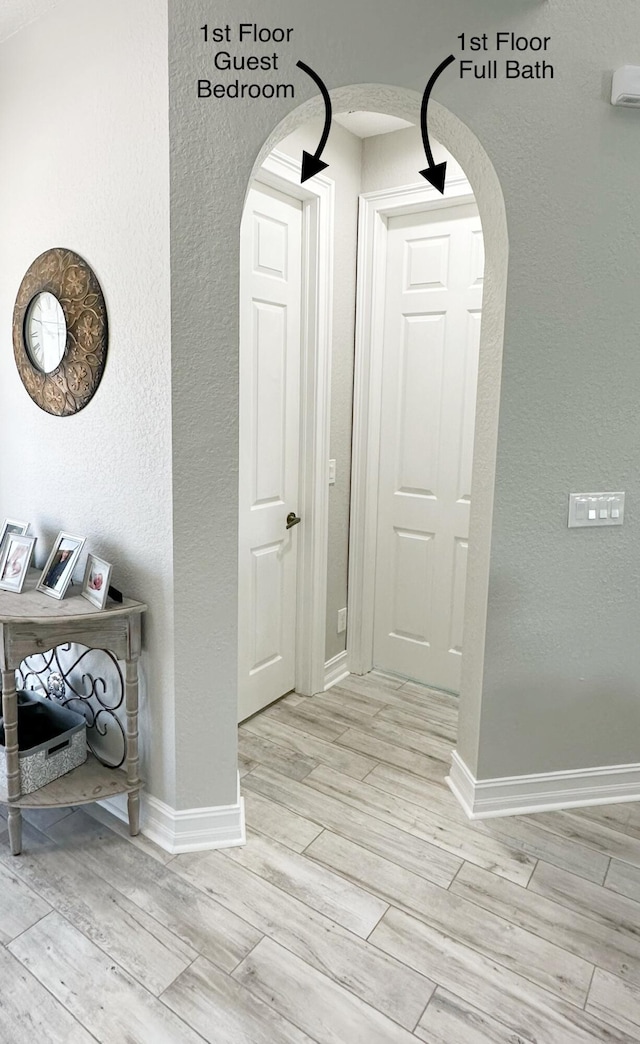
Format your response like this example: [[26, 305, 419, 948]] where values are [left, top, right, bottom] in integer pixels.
[[81, 554, 112, 610], [0, 519, 29, 556], [0, 534, 36, 594], [37, 532, 86, 600]]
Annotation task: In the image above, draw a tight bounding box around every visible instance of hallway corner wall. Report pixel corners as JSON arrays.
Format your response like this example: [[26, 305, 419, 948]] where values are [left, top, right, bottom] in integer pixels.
[[361, 124, 463, 193], [0, 0, 176, 807]]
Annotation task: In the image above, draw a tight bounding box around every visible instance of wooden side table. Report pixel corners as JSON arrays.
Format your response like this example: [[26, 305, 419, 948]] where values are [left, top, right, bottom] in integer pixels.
[[0, 573, 146, 855]]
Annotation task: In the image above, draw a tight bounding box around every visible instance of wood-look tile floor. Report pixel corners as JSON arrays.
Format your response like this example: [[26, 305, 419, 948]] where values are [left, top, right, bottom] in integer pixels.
[[2, 672, 640, 1042]]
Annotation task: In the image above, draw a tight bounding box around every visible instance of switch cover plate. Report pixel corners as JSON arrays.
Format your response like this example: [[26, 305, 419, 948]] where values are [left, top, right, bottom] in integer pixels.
[[568, 492, 625, 528], [328, 459, 336, 485]]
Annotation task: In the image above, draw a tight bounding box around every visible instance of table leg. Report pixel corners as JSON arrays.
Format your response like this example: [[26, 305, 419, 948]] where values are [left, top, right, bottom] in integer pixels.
[[7, 808, 21, 856], [127, 792, 141, 836], [125, 658, 141, 836], [2, 668, 21, 855]]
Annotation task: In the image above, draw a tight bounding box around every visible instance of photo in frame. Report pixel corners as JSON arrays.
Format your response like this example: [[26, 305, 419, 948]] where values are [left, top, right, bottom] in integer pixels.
[[0, 534, 36, 593], [81, 554, 112, 610], [37, 532, 86, 600]]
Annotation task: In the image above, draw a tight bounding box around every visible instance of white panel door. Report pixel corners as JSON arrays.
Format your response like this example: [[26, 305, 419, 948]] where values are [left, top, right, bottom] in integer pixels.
[[373, 204, 484, 693], [238, 184, 302, 721]]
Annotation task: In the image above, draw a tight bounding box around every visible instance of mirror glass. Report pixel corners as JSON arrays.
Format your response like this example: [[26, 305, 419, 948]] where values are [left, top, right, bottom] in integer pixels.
[[25, 292, 67, 373]]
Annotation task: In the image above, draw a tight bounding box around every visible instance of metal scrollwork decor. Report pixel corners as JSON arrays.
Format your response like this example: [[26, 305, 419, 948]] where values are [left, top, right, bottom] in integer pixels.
[[17, 645, 126, 769], [12, 248, 108, 417]]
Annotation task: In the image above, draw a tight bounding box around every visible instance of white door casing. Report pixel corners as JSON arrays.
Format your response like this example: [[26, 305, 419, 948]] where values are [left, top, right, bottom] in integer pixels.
[[372, 203, 484, 693], [238, 183, 303, 721]]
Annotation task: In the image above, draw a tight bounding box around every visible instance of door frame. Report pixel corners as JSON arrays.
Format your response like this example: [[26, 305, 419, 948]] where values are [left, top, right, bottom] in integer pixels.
[[347, 173, 477, 678], [248, 149, 334, 698]]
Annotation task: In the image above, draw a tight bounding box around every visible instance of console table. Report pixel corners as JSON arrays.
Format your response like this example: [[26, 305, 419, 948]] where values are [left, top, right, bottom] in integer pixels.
[[0, 572, 146, 855]]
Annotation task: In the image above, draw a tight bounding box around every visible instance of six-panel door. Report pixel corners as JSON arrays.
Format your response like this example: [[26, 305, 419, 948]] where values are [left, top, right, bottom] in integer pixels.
[[238, 184, 303, 721], [373, 203, 484, 693]]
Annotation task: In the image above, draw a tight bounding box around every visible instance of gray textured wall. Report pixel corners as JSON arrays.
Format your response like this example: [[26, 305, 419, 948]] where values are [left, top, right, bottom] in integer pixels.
[[0, 0, 176, 803], [170, 0, 640, 800]]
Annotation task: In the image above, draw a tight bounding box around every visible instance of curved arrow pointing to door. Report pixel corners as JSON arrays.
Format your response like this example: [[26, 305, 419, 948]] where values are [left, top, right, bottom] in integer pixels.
[[296, 60, 332, 182], [419, 54, 456, 194]]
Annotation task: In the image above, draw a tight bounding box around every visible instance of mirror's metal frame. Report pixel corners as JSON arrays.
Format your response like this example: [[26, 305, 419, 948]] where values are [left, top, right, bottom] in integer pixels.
[[12, 248, 109, 417]]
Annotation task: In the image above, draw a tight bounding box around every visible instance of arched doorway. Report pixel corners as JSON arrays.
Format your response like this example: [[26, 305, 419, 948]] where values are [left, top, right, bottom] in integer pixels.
[[240, 85, 508, 790]]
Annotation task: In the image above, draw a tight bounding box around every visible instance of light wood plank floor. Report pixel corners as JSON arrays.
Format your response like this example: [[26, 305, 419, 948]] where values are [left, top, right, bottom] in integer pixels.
[[2, 672, 640, 1042]]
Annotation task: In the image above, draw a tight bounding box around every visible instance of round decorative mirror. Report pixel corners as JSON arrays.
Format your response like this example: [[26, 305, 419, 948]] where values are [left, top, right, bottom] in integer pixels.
[[13, 248, 108, 417], [25, 292, 67, 373]]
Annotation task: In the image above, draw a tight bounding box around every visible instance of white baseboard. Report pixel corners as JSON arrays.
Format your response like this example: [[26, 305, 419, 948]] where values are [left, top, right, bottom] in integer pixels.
[[447, 749, 640, 819], [324, 650, 349, 690], [97, 773, 246, 854]]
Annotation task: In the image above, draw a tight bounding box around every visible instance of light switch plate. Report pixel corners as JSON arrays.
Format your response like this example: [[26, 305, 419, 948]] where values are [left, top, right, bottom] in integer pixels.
[[337, 607, 347, 633], [568, 492, 625, 528], [328, 459, 336, 485]]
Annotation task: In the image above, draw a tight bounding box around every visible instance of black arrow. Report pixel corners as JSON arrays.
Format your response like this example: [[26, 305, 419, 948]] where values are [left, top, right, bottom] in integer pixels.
[[419, 54, 456, 193], [296, 60, 332, 182]]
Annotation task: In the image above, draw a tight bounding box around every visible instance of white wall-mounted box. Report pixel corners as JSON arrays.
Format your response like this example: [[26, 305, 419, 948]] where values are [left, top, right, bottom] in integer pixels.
[[611, 66, 640, 107]]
